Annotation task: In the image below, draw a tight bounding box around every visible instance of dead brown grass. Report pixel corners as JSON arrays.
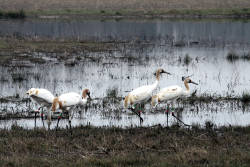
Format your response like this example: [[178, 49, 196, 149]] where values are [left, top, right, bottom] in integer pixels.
[[0, 125, 250, 166]]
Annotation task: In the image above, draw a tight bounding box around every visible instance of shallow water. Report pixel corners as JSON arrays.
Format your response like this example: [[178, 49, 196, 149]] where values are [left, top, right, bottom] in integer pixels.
[[1, 99, 250, 129], [1, 18, 250, 128]]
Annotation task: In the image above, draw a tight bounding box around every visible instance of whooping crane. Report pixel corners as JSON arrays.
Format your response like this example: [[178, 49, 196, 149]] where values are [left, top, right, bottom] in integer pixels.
[[151, 76, 198, 126], [124, 68, 171, 124], [49, 89, 91, 130], [26, 88, 54, 126]]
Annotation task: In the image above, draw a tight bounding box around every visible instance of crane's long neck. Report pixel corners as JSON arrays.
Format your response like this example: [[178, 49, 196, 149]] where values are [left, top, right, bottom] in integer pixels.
[[151, 80, 159, 90], [151, 71, 161, 90], [183, 80, 190, 96], [52, 97, 62, 112]]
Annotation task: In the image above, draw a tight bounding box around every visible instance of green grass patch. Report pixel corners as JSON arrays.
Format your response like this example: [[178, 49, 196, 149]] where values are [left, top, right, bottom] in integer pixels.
[[0, 40, 8, 49], [0, 10, 26, 19]]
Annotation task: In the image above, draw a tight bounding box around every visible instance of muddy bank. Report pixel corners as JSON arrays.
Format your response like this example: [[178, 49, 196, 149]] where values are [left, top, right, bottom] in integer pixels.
[[0, 125, 250, 166]]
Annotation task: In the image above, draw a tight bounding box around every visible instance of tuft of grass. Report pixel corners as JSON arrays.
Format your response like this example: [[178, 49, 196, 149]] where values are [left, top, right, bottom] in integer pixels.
[[115, 11, 122, 16], [242, 53, 250, 61], [183, 54, 192, 65], [226, 51, 250, 62], [226, 52, 239, 62], [106, 88, 118, 98], [241, 92, 250, 103], [0, 10, 26, 19]]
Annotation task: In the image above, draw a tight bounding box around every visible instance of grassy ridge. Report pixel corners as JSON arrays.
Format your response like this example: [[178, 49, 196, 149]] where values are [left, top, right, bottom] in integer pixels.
[[1, 125, 250, 166], [1, 8, 250, 19], [19, 8, 250, 18]]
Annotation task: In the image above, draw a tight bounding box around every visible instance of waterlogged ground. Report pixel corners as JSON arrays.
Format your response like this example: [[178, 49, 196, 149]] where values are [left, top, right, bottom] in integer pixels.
[[0, 18, 250, 129]]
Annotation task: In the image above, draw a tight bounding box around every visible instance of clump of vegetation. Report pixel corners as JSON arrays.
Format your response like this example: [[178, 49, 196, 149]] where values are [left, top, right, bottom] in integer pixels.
[[183, 54, 192, 65], [241, 92, 250, 103], [226, 51, 250, 62], [0, 10, 26, 19], [242, 53, 250, 61], [226, 52, 239, 62], [106, 88, 118, 97], [115, 11, 122, 15]]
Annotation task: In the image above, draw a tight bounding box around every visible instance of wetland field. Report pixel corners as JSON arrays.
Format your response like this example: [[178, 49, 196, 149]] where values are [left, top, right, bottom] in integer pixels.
[[1, 18, 250, 166]]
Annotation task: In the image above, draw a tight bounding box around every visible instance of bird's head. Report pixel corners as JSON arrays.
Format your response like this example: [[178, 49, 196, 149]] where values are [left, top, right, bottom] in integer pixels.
[[182, 76, 198, 85], [154, 68, 171, 76], [26, 88, 36, 96], [82, 89, 91, 100], [154, 68, 171, 80]]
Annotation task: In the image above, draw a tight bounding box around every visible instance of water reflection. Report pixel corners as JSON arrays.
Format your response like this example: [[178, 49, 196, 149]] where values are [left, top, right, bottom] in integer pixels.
[[0, 19, 250, 45]]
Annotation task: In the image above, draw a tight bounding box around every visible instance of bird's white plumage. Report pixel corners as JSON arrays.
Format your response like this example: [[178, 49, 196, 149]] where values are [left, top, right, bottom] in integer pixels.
[[157, 85, 184, 101], [152, 78, 197, 107], [128, 81, 158, 106], [48, 90, 90, 130], [27, 88, 54, 107], [58, 92, 87, 107]]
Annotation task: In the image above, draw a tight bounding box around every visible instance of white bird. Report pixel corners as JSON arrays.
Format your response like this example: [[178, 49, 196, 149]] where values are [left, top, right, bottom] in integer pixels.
[[26, 88, 55, 123], [151, 76, 198, 126], [49, 89, 91, 130], [124, 68, 171, 123]]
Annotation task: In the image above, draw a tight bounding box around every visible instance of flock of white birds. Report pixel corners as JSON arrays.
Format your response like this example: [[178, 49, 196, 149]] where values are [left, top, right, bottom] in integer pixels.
[[26, 68, 198, 129]]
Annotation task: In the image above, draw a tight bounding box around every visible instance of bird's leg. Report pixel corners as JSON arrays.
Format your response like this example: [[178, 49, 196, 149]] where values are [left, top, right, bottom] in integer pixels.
[[40, 108, 44, 120], [171, 112, 190, 127], [56, 112, 62, 131], [170, 101, 190, 126], [138, 110, 143, 125], [34, 111, 37, 128], [165, 104, 170, 127], [47, 110, 52, 130], [129, 104, 143, 124], [137, 104, 144, 124], [34, 107, 42, 128], [68, 110, 73, 135], [40, 108, 45, 128]]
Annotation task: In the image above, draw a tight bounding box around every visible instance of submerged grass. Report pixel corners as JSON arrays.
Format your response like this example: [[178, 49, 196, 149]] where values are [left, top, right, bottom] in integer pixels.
[[1, 125, 250, 166]]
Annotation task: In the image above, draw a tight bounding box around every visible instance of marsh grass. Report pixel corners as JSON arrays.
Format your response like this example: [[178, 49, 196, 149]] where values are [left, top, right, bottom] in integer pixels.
[[0, 10, 26, 19], [1, 125, 250, 166], [241, 92, 250, 103], [183, 54, 192, 65], [226, 51, 250, 62]]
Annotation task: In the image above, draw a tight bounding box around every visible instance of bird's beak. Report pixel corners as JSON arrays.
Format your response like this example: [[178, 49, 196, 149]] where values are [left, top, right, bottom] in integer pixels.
[[26, 91, 29, 95], [191, 81, 198, 85], [87, 93, 92, 100], [162, 70, 171, 75]]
